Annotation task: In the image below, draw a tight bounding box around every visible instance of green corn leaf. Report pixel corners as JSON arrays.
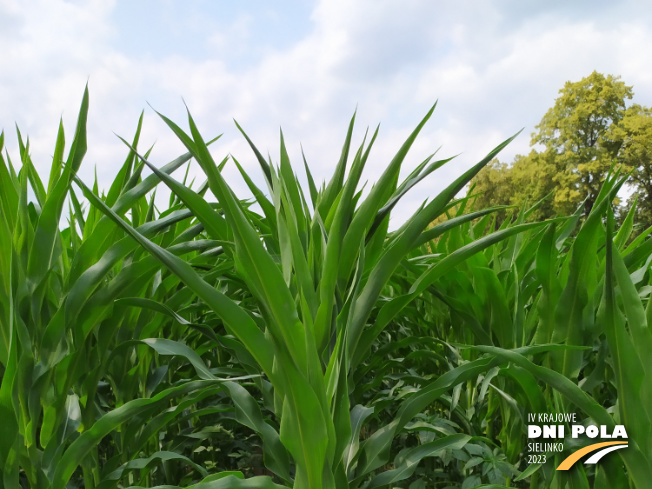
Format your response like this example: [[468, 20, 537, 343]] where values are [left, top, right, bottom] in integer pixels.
[[115, 135, 230, 244], [338, 104, 437, 286], [474, 344, 652, 486], [317, 111, 356, 221], [603, 208, 652, 456], [365, 434, 471, 488], [348, 131, 523, 366], [73, 175, 276, 377], [51, 380, 221, 489], [223, 381, 292, 483], [47, 119, 65, 194], [351, 221, 545, 368], [96, 451, 208, 489]]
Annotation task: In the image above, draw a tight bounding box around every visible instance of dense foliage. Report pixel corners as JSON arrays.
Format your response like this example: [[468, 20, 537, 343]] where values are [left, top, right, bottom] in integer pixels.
[[1, 87, 652, 488], [470, 71, 652, 229]]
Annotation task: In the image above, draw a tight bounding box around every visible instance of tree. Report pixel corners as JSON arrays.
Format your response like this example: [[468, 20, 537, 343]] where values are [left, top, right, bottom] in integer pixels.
[[507, 150, 558, 219], [468, 159, 513, 216], [471, 151, 557, 223], [532, 71, 633, 215], [610, 104, 652, 229], [468, 71, 652, 228]]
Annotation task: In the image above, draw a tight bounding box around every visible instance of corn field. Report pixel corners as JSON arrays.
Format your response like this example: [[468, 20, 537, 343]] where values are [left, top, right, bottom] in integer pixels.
[[1, 88, 651, 489]]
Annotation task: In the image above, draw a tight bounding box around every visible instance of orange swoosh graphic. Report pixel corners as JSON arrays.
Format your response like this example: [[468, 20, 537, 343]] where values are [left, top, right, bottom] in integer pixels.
[[556, 441, 628, 470]]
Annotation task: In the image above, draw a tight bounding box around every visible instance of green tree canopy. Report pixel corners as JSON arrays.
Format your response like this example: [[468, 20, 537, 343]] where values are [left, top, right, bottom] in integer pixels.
[[610, 104, 652, 228], [470, 71, 652, 229]]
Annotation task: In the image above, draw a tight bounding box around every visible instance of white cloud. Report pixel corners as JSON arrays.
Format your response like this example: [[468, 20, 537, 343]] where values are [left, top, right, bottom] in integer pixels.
[[2, 0, 652, 225]]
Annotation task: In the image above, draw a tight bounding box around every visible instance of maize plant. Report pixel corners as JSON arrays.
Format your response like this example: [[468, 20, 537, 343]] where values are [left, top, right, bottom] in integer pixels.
[[1, 88, 652, 489]]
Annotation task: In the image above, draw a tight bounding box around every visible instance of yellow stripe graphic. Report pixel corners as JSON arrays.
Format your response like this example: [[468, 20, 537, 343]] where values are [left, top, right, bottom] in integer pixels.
[[556, 441, 628, 470]]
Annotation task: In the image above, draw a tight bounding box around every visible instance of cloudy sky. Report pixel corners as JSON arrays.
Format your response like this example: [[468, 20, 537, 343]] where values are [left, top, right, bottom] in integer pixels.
[[2, 0, 652, 223]]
